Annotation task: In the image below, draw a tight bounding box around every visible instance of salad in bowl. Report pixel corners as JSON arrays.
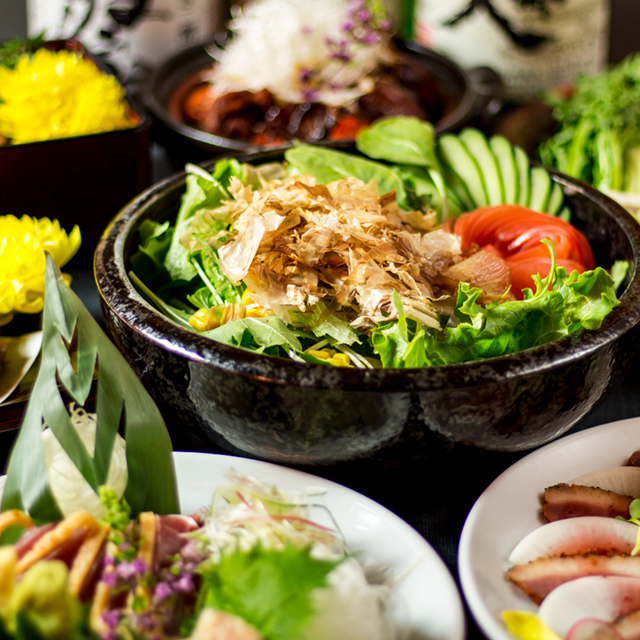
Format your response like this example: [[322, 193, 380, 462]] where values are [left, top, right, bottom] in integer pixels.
[[95, 116, 640, 462]]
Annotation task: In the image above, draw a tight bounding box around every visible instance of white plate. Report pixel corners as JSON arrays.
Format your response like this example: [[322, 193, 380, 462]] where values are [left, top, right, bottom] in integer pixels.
[[174, 451, 465, 640], [458, 416, 640, 640]]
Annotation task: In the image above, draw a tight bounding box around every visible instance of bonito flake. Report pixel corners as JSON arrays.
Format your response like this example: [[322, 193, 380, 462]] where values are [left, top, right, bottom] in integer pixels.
[[185, 174, 469, 330]]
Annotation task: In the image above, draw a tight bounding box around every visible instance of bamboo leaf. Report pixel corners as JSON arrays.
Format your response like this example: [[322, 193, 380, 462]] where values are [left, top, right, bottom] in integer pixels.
[[2, 255, 179, 522]]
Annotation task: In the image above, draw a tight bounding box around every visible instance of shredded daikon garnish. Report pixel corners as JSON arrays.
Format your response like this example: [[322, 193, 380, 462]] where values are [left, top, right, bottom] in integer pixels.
[[207, 0, 395, 107]]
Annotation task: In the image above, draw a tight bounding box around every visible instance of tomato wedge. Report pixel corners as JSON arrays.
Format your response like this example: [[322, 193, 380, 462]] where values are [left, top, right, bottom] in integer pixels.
[[444, 204, 595, 298]]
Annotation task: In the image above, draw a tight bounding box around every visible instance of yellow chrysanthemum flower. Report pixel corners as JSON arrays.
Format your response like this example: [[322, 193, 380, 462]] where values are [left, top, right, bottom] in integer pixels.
[[0, 48, 136, 145], [0, 215, 81, 325], [502, 611, 562, 640]]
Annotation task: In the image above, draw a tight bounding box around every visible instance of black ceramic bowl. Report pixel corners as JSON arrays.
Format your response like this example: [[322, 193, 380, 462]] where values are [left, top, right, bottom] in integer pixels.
[[144, 38, 479, 167], [95, 148, 640, 465]]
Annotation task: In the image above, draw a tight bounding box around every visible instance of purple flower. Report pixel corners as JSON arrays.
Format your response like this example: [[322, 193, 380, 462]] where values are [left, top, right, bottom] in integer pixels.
[[358, 9, 372, 22], [154, 581, 173, 602], [103, 556, 115, 567], [299, 68, 312, 84], [361, 31, 380, 44], [342, 20, 355, 32], [379, 19, 392, 31], [133, 558, 148, 574], [102, 571, 117, 587], [134, 614, 156, 631], [175, 575, 194, 593], [119, 542, 131, 552], [116, 559, 146, 582], [102, 610, 120, 630]]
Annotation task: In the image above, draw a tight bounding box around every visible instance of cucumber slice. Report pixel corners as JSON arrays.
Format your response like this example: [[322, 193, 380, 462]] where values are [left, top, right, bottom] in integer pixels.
[[546, 182, 565, 216], [558, 206, 571, 222], [459, 128, 505, 205], [438, 134, 489, 208], [489, 135, 519, 204], [529, 166, 552, 212], [515, 146, 531, 207]]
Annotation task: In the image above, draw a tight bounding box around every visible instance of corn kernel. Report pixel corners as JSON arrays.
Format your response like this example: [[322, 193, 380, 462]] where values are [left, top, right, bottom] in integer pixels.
[[308, 350, 330, 361], [328, 353, 352, 367], [241, 290, 255, 305], [189, 309, 219, 332]]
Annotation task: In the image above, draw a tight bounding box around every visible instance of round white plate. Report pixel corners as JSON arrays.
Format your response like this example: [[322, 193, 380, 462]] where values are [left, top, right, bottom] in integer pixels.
[[174, 451, 465, 640], [458, 416, 640, 640]]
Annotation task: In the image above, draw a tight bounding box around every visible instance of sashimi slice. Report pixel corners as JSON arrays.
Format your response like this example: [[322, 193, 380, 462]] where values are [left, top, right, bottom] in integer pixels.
[[509, 518, 639, 565], [570, 468, 640, 499], [539, 576, 640, 638]]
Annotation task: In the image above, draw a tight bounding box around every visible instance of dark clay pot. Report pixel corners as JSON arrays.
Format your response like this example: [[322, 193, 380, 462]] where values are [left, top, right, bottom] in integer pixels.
[[95, 148, 640, 465], [143, 38, 485, 167]]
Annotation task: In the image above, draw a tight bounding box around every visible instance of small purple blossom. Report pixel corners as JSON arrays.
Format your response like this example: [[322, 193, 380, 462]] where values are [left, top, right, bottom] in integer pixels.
[[342, 20, 355, 32], [102, 571, 117, 587], [116, 557, 147, 582], [102, 610, 120, 630], [153, 581, 173, 602], [134, 614, 156, 632], [357, 8, 372, 21], [175, 575, 194, 593], [379, 18, 392, 31], [361, 31, 380, 44], [119, 542, 131, 552], [103, 555, 115, 567]]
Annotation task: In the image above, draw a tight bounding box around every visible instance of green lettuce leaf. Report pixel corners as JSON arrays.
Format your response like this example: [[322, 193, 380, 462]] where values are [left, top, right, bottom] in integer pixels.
[[203, 316, 303, 354], [371, 256, 621, 367], [164, 160, 245, 281], [284, 143, 408, 205], [198, 546, 339, 640]]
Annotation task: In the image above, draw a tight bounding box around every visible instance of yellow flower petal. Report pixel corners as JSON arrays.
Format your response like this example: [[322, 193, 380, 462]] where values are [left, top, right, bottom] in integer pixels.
[[0, 48, 136, 144], [0, 215, 81, 317], [502, 611, 563, 640]]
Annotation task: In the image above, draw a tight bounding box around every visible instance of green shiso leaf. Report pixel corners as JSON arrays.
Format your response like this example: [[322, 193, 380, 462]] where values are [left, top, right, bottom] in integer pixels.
[[1, 255, 179, 522], [198, 546, 340, 640]]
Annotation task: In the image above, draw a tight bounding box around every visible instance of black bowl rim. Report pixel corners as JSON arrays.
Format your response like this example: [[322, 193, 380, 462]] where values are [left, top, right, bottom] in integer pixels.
[[95, 151, 640, 394], [143, 37, 477, 153]]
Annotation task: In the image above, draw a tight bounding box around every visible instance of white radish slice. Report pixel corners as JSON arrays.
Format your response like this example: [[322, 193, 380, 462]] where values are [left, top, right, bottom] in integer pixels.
[[566, 618, 623, 640], [509, 517, 639, 565], [539, 576, 640, 638], [570, 467, 640, 499]]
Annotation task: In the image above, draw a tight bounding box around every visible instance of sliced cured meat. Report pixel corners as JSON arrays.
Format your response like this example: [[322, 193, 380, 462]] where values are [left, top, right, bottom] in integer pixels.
[[507, 554, 640, 604], [16, 511, 100, 574], [14, 522, 56, 559], [543, 484, 634, 521], [509, 517, 639, 565], [154, 515, 200, 572]]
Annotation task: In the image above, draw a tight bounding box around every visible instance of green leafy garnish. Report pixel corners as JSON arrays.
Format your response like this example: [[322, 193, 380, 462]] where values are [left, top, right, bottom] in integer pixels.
[[540, 53, 640, 192], [1, 255, 179, 522], [197, 546, 339, 640]]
